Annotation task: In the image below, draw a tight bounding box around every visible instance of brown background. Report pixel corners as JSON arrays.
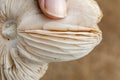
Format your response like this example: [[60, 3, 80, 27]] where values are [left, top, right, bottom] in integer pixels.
[[41, 0, 120, 80]]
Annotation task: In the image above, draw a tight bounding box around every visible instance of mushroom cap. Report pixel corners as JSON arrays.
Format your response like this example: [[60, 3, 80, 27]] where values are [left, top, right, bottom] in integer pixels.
[[0, 0, 102, 80]]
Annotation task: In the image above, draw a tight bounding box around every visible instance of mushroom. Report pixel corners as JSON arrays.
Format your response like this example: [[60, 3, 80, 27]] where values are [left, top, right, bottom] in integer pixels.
[[0, 0, 102, 80]]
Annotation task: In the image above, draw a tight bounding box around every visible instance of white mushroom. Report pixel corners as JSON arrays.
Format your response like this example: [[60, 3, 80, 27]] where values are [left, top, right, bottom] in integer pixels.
[[0, 0, 102, 80]]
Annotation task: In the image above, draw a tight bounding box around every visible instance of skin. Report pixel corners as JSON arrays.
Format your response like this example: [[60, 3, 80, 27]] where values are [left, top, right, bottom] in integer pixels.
[[38, 0, 68, 19]]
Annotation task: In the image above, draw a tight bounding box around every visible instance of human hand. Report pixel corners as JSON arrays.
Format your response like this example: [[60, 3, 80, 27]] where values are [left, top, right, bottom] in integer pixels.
[[38, 0, 68, 19]]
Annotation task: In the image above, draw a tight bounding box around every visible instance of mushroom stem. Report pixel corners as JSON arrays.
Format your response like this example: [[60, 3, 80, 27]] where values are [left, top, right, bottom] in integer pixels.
[[2, 20, 17, 40]]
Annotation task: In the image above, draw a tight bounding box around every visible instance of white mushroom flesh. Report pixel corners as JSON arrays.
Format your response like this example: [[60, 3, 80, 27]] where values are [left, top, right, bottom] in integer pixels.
[[0, 0, 102, 80]]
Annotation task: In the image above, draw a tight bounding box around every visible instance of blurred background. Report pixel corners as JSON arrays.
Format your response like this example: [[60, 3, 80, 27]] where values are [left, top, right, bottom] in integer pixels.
[[41, 0, 120, 80]]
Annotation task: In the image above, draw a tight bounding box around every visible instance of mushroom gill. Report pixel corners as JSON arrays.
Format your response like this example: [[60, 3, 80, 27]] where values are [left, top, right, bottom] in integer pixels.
[[0, 0, 102, 80]]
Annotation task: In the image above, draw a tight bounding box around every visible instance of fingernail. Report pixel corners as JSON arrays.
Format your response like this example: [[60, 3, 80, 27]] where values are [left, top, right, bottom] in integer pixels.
[[38, 0, 68, 19]]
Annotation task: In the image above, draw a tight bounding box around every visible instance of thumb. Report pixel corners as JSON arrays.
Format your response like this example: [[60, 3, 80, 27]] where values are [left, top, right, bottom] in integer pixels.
[[38, 0, 68, 19]]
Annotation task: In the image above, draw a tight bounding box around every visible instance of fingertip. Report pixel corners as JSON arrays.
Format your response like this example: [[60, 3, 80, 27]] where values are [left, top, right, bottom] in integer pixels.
[[38, 0, 68, 19]]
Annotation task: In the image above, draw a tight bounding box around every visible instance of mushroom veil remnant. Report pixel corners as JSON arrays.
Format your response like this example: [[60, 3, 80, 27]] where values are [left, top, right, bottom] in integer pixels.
[[0, 0, 102, 80]]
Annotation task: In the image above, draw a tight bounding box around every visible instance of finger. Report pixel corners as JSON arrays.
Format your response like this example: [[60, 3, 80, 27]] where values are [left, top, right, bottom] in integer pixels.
[[38, 0, 68, 19]]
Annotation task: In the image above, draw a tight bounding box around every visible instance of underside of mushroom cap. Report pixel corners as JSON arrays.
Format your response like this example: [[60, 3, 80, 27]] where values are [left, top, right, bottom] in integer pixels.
[[0, 0, 102, 80]]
